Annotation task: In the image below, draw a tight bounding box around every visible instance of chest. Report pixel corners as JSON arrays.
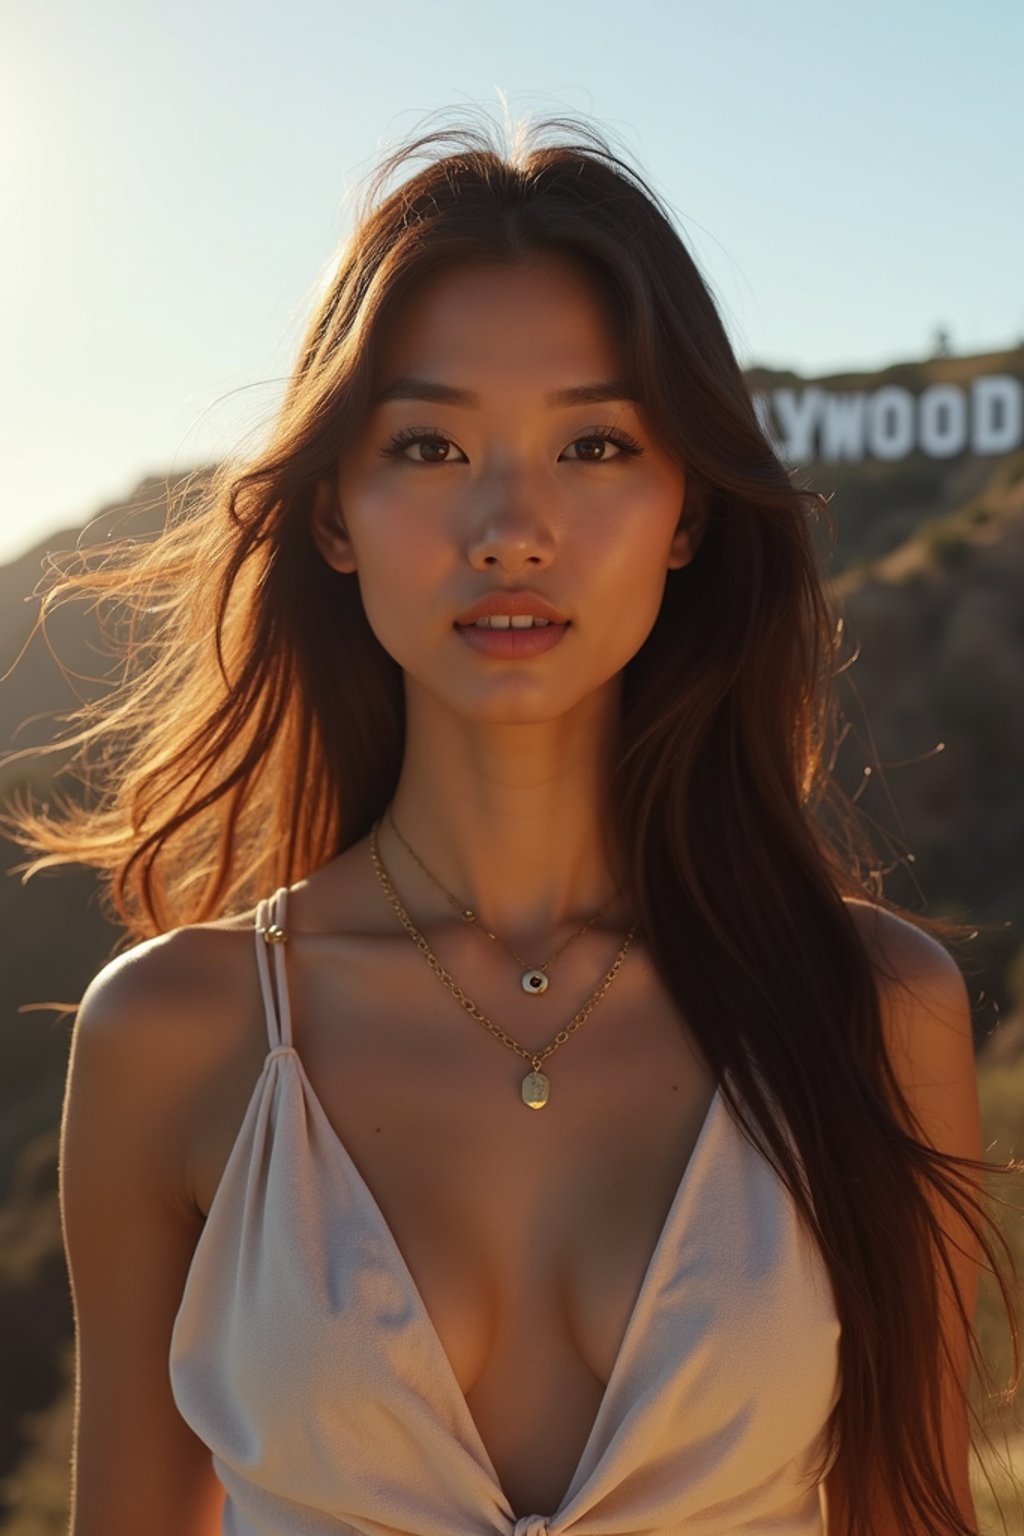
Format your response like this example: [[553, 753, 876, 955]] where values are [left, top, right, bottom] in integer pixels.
[[192, 934, 720, 1516]]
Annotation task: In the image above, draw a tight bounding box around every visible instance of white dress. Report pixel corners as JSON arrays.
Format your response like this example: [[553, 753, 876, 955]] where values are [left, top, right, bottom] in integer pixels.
[[169, 885, 842, 1535]]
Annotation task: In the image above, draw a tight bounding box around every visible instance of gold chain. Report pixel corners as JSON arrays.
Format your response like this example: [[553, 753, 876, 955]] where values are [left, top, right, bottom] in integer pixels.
[[384, 803, 620, 978], [369, 816, 639, 1108]]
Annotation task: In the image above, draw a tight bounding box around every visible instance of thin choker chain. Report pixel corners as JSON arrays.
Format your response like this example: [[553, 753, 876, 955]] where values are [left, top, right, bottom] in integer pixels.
[[384, 803, 623, 996]]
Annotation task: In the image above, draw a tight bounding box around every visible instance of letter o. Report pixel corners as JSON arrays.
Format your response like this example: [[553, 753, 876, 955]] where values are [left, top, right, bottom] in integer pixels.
[[919, 385, 967, 458], [867, 387, 915, 461]]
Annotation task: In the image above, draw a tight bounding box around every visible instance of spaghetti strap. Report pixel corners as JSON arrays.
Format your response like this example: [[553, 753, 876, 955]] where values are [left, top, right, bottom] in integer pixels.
[[253, 886, 293, 1051]]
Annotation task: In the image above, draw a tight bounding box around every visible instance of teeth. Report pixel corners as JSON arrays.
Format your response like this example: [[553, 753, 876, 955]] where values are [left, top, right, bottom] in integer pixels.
[[473, 615, 551, 629]]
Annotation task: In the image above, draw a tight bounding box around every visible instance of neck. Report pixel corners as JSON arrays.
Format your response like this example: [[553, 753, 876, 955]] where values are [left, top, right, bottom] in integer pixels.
[[381, 680, 631, 946]]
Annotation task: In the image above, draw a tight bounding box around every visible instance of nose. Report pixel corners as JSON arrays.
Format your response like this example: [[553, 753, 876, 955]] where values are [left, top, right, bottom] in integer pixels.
[[464, 476, 556, 573]]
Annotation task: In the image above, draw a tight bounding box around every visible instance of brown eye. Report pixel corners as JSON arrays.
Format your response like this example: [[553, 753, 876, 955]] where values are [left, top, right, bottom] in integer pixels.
[[380, 430, 467, 464], [573, 436, 615, 461], [561, 430, 642, 463]]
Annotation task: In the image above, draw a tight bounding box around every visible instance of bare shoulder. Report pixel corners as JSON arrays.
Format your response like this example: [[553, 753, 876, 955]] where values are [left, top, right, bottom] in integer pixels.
[[79, 913, 250, 1014], [75, 913, 262, 1072], [841, 897, 971, 1024], [841, 896, 962, 969], [841, 898, 978, 1150], [71, 912, 266, 1216]]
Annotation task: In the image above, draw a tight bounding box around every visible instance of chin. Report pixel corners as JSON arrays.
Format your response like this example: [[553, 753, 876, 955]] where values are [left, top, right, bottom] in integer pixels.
[[450, 676, 621, 728], [454, 690, 578, 726]]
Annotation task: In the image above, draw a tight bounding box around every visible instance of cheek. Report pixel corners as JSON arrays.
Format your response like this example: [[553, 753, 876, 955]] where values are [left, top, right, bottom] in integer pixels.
[[579, 519, 678, 652], [585, 501, 680, 594], [607, 575, 671, 654], [343, 472, 447, 571], [349, 511, 452, 652]]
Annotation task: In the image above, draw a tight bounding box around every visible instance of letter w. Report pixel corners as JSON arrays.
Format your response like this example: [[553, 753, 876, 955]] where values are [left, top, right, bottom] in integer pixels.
[[820, 394, 867, 462]]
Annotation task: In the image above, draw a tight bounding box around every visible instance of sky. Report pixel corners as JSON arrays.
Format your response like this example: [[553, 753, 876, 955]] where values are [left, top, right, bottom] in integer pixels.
[[2, 0, 1022, 568]]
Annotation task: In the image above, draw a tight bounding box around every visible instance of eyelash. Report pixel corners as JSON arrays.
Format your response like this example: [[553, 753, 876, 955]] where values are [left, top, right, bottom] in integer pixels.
[[378, 425, 645, 463]]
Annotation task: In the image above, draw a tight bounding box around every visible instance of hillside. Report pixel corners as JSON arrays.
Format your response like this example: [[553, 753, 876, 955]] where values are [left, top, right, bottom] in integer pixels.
[[0, 469, 215, 797], [832, 444, 1024, 946], [749, 344, 1024, 576]]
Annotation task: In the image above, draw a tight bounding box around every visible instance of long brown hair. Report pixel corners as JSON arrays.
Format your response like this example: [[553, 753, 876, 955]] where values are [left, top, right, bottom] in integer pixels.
[[2, 109, 1019, 1533]]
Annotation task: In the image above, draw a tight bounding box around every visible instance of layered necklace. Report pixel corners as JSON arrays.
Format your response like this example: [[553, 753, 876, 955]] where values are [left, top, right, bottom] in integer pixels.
[[386, 804, 620, 995], [369, 811, 639, 1110]]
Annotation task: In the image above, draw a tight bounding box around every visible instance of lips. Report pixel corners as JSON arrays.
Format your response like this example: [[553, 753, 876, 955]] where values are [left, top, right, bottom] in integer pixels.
[[454, 590, 570, 627], [456, 620, 570, 658]]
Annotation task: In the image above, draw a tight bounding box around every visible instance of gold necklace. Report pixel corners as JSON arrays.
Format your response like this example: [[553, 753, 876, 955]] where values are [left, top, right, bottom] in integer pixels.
[[384, 803, 622, 996], [369, 817, 638, 1109]]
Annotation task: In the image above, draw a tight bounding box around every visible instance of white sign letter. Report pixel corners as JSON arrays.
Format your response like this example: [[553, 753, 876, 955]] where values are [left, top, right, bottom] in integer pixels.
[[772, 387, 826, 464], [919, 384, 968, 458], [820, 393, 867, 461], [972, 375, 1024, 454], [867, 387, 915, 461]]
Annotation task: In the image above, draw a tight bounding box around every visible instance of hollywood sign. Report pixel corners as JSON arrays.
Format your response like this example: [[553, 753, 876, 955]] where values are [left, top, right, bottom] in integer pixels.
[[753, 373, 1023, 464]]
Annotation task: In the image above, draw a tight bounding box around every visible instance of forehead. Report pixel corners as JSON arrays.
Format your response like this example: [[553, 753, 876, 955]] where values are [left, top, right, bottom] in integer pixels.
[[372, 254, 626, 387]]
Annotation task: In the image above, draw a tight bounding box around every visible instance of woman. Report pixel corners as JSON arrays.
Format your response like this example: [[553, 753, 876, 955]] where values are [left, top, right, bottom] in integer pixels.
[[5, 113, 1017, 1535]]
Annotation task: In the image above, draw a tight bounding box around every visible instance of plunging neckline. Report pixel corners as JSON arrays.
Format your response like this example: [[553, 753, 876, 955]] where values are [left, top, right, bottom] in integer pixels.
[[264, 1044, 724, 1523]]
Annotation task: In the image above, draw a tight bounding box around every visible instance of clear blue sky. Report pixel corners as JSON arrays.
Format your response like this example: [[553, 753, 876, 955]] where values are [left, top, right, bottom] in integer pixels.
[[3, 0, 1021, 566]]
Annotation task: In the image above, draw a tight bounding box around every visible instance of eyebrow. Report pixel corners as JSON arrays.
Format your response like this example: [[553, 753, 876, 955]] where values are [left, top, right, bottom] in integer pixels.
[[373, 377, 639, 408]]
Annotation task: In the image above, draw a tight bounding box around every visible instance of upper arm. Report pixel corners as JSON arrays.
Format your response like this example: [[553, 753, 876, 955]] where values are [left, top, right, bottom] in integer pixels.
[[60, 934, 227, 1536], [824, 904, 982, 1533]]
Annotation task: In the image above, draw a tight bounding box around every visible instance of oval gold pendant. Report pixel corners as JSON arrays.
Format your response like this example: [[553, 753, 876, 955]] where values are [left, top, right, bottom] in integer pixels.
[[521, 1070, 550, 1109], [522, 968, 548, 994]]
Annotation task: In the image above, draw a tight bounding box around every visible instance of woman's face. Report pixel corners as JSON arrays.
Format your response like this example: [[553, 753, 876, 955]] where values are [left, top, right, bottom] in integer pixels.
[[312, 253, 704, 725]]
